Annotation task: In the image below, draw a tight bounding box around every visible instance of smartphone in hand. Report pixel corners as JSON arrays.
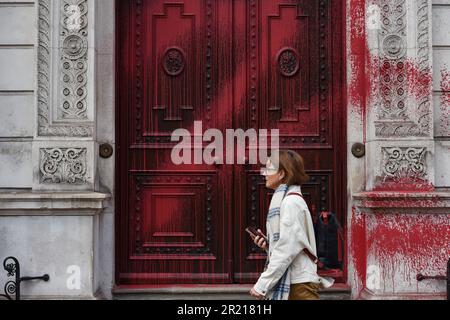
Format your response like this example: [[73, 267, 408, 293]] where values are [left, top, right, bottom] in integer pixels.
[[245, 226, 268, 242]]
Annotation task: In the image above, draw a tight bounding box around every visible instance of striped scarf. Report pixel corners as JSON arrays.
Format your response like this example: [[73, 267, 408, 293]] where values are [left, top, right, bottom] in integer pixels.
[[265, 184, 291, 300]]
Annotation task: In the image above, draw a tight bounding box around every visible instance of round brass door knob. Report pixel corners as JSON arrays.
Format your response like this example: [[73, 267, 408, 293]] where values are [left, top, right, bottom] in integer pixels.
[[351, 143, 365, 158], [99, 143, 114, 159]]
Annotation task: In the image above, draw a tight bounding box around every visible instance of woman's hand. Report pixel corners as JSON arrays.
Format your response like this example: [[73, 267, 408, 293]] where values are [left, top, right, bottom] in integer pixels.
[[250, 287, 265, 300], [253, 229, 268, 250]]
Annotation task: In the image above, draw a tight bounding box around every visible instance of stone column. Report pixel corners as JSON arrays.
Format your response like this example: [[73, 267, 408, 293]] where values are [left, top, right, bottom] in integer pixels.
[[0, 0, 108, 299], [34, 0, 96, 190], [349, 0, 450, 300], [365, 0, 434, 190]]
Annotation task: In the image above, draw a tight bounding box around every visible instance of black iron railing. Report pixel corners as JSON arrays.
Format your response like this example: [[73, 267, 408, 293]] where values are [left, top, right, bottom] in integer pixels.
[[416, 258, 450, 300], [0, 256, 50, 300]]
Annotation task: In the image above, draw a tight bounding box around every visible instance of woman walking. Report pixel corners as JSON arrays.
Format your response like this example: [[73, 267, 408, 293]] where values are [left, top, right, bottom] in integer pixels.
[[250, 150, 333, 300]]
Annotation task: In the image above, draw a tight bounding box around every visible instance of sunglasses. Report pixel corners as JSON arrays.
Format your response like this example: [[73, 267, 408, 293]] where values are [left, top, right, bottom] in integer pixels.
[[260, 167, 278, 176]]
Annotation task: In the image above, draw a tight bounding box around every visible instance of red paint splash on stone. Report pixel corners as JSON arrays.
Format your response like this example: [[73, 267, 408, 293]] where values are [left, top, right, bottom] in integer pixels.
[[377, 58, 432, 117], [377, 58, 408, 118], [406, 59, 433, 101], [441, 68, 450, 100], [373, 177, 435, 192], [348, 0, 370, 142], [354, 191, 443, 217], [350, 206, 366, 295], [367, 214, 450, 284]]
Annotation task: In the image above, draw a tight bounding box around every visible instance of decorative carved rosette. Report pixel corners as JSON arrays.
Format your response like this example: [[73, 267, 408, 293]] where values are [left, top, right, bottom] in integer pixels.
[[277, 47, 300, 77], [163, 47, 186, 76]]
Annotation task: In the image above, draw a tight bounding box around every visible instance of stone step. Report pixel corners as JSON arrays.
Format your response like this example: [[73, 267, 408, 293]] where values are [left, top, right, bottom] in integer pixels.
[[113, 284, 351, 300]]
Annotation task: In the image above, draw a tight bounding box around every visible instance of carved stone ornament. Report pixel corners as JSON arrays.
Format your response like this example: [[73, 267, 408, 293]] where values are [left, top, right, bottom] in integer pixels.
[[382, 34, 406, 60], [37, 0, 93, 137], [381, 147, 427, 181], [378, 0, 407, 119], [60, 0, 88, 119], [375, 0, 432, 137], [40, 148, 88, 184]]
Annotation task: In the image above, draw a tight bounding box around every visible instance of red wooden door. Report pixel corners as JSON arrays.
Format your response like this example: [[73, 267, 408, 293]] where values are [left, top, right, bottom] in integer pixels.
[[232, 0, 345, 283], [116, 0, 345, 285]]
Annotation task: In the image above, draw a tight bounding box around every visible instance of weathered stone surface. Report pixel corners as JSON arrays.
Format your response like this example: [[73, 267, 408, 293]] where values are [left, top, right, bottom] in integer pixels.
[[0, 49, 35, 91], [0, 94, 34, 137], [435, 141, 450, 187], [0, 142, 32, 188], [0, 192, 109, 299], [0, 4, 36, 44]]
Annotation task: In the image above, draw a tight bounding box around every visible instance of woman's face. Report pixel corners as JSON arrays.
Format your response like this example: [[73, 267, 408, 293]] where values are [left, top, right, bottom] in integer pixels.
[[262, 159, 284, 190]]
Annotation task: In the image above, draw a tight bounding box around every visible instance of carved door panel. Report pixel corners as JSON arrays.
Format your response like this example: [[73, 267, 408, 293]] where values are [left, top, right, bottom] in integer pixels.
[[116, 0, 345, 285], [116, 0, 233, 284], [232, 0, 344, 283]]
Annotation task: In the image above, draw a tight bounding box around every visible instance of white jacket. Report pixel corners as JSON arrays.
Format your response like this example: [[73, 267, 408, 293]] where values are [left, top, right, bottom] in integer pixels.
[[254, 185, 331, 296]]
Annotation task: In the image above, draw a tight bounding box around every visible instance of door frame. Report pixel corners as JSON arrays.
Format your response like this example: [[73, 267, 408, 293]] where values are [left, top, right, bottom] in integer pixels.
[[114, 0, 348, 286]]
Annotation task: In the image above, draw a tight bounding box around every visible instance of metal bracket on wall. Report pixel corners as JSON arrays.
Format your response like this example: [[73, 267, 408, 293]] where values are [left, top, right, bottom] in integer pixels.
[[0, 256, 50, 300]]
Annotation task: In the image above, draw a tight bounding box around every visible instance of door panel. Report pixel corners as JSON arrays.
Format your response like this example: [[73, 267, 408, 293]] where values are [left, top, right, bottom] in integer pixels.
[[233, 0, 344, 283], [117, 0, 233, 284], [116, 0, 345, 285]]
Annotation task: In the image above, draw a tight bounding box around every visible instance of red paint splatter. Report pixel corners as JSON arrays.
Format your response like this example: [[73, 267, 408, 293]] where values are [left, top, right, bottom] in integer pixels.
[[350, 206, 366, 296], [376, 58, 432, 119], [373, 177, 435, 192], [441, 68, 450, 100], [349, 0, 370, 143], [353, 191, 444, 216], [367, 214, 450, 285], [406, 59, 433, 101]]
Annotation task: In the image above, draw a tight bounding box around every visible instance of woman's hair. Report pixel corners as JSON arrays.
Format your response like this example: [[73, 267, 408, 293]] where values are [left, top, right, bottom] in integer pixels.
[[271, 150, 309, 185]]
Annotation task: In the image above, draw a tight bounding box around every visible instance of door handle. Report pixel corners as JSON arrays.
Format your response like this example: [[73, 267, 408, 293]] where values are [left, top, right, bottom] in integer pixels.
[[351, 143, 365, 158], [99, 143, 114, 159]]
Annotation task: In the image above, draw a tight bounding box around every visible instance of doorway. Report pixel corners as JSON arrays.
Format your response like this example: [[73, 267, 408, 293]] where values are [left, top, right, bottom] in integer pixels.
[[116, 0, 346, 285]]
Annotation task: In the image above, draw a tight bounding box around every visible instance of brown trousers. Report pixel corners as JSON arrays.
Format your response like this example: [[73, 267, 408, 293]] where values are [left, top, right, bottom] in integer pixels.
[[288, 282, 320, 300]]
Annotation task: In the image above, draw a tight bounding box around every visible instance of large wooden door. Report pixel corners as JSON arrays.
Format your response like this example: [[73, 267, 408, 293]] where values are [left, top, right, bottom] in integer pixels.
[[116, 0, 345, 285]]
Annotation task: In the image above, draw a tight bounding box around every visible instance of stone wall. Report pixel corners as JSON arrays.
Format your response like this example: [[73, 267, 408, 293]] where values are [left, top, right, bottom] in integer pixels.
[[0, 0, 112, 299], [348, 0, 450, 300], [0, 0, 35, 188], [433, 0, 450, 186]]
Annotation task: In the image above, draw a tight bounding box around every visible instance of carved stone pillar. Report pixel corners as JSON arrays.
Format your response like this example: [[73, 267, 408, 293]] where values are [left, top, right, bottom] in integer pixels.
[[365, 0, 434, 190], [34, 0, 96, 191], [349, 0, 450, 300], [1, 0, 111, 299]]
